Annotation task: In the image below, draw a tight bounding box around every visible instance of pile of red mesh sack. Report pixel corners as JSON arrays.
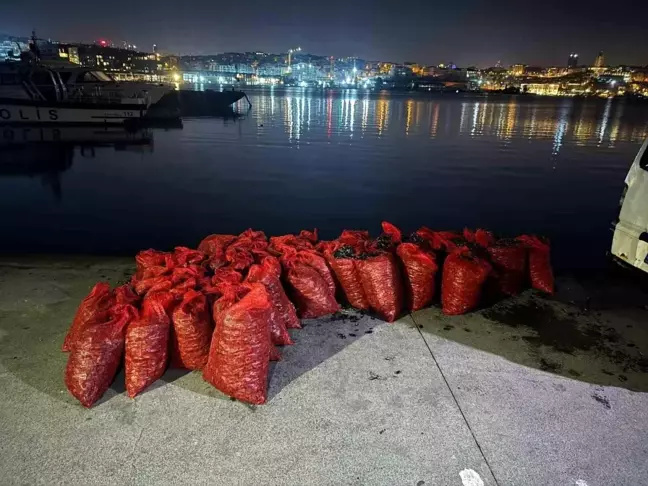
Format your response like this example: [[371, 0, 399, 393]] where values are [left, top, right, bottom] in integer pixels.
[[62, 224, 554, 407]]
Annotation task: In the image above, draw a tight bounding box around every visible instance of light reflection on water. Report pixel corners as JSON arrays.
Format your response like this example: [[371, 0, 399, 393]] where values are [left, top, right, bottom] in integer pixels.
[[250, 90, 648, 153], [0, 89, 647, 270]]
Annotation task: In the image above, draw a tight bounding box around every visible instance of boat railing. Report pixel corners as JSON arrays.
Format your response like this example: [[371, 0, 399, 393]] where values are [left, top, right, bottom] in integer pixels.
[[63, 85, 151, 106], [22, 80, 45, 101]]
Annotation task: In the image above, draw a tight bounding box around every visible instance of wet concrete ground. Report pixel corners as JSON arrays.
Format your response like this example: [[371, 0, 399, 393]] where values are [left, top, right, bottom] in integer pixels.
[[0, 257, 647, 485]]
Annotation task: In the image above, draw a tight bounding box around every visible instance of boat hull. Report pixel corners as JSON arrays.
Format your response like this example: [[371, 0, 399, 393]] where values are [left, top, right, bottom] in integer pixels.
[[147, 90, 246, 118], [0, 99, 147, 124]]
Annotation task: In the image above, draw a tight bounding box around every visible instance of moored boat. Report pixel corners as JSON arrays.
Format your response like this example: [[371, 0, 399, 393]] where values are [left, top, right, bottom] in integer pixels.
[[0, 58, 151, 124]]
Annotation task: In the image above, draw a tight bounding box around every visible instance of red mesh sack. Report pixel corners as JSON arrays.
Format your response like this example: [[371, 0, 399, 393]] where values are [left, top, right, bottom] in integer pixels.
[[173, 247, 206, 266], [135, 249, 168, 271], [203, 254, 228, 272], [282, 250, 339, 319], [170, 278, 198, 300], [197, 234, 237, 256], [114, 284, 140, 306], [260, 255, 282, 278], [65, 304, 137, 407], [299, 229, 318, 243], [260, 256, 300, 328], [269, 234, 315, 254], [133, 264, 170, 281], [200, 268, 242, 298], [356, 253, 404, 322], [144, 290, 179, 315], [247, 260, 295, 344], [133, 275, 172, 296], [251, 248, 273, 263], [171, 265, 203, 285], [396, 243, 438, 311], [331, 258, 369, 310], [416, 228, 464, 251], [442, 247, 492, 315], [230, 235, 269, 252], [203, 283, 273, 404], [170, 290, 212, 370], [239, 228, 267, 242], [487, 240, 527, 296], [294, 250, 336, 297], [315, 240, 336, 254], [322, 242, 370, 310], [381, 221, 402, 244], [270, 345, 282, 361], [517, 235, 554, 294], [225, 246, 255, 271], [338, 230, 370, 249], [125, 293, 172, 398], [62, 283, 114, 352], [463, 228, 495, 248], [213, 267, 243, 285]]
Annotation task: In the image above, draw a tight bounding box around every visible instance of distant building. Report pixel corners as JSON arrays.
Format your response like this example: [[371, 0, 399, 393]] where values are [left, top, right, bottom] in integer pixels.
[[393, 65, 414, 77], [521, 82, 561, 96], [510, 64, 526, 76], [257, 64, 287, 76], [0, 35, 28, 61], [568, 53, 579, 68], [209, 63, 255, 75], [76, 44, 159, 73], [594, 51, 605, 68], [525, 66, 544, 76]]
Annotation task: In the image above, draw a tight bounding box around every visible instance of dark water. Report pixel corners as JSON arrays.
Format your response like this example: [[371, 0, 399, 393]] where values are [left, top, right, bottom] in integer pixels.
[[1, 89, 647, 271]]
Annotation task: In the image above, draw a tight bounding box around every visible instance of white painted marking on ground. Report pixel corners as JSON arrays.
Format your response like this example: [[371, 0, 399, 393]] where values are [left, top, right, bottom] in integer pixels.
[[459, 469, 484, 486], [575, 480, 589, 486]]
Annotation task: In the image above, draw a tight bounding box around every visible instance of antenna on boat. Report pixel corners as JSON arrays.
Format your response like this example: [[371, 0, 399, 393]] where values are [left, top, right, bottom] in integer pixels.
[[29, 30, 41, 60]]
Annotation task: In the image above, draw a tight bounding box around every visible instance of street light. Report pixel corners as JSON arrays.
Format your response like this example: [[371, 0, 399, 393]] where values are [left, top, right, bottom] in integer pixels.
[[287, 46, 301, 73]]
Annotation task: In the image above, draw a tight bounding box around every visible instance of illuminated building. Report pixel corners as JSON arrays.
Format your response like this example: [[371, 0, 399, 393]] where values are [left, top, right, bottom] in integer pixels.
[[631, 69, 648, 82], [594, 51, 605, 68], [257, 64, 288, 76], [61, 46, 80, 64], [0, 35, 29, 61], [521, 83, 561, 96], [76, 44, 159, 73], [393, 65, 414, 77], [32, 40, 81, 64], [510, 64, 526, 76], [404, 62, 425, 75], [568, 53, 579, 68], [209, 63, 254, 74]]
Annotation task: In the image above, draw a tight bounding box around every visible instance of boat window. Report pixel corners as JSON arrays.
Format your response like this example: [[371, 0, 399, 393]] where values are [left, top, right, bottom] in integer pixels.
[[0, 74, 20, 85], [641, 146, 648, 171], [58, 72, 72, 84], [78, 71, 99, 83], [30, 71, 58, 101], [92, 71, 113, 82], [31, 71, 54, 87]]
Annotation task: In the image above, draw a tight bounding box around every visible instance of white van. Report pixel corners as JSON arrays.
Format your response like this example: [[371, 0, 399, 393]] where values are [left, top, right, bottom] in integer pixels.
[[611, 137, 648, 273]]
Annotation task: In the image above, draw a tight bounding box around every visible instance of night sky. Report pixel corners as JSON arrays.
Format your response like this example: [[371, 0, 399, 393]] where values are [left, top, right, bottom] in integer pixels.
[[3, 0, 648, 66]]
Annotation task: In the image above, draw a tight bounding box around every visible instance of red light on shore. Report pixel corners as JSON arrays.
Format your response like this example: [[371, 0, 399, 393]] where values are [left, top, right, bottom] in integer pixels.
[[99, 39, 107, 46]]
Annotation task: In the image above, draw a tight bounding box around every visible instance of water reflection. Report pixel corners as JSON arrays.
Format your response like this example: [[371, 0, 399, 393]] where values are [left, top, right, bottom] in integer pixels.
[[1, 91, 646, 266], [552, 102, 571, 157], [247, 90, 648, 152], [0, 126, 154, 199]]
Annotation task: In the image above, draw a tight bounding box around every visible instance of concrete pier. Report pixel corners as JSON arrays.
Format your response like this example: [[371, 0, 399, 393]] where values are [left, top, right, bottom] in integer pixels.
[[0, 257, 647, 485]]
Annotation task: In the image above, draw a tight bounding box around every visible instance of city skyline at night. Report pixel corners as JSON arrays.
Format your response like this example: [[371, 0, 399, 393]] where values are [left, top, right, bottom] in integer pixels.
[[3, 0, 648, 67]]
